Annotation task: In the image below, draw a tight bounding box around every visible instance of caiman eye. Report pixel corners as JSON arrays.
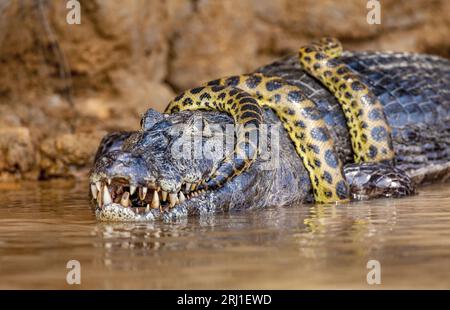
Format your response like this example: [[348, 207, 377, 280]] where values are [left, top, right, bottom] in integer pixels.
[[140, 118, 144, 129]]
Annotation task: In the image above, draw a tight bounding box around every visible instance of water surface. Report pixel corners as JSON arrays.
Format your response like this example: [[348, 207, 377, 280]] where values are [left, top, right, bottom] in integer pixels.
[[0, 180, 449, 289]]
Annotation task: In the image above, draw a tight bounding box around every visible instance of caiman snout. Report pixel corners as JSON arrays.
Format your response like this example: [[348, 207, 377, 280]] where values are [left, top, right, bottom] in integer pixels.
[[89, 131, 216, 221]]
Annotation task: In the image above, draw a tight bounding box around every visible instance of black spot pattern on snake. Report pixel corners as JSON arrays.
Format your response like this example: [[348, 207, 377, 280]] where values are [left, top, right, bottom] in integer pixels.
[[324, 149, 338, 168], [337, 67, 348, 75], [174, 92, 184, 101], [239, 97, 258, 105], [311, 127, 330, 142], [322, 171, 333, 184], [301, 107, 322, 120], [265, 79, 283, 91], [336, 180, 349, 199], [327, 59, 339, 68], [217, 92, 226, 100], [190, 86, 205, 94], [295, 132, 305, 140], [245, 75, 262, 89], [314, 158, 322, 168], [315, 52, 327, 60], [284, 108, 295, 115], [211, 85, 226, 92], [298, 37, 395, 164], [241, 111, 261, 120], [228, 88, 239, 96], [287, 91, 303, 103], [235, 92, 248, 100], [371, 126, 388, 142], [368, 108, 383, 120], [193, 72, 350, 203], [273, 94, 281, 103], [183, 97, 193, 106], [200, 92, 212, 101], [226, 76, 240, 87], [295, 120, 306, 128], [165, 85, 263, 191], [368, 145, 378, 159], [207, 79, 221, 86], [308, 143, 320, 155]]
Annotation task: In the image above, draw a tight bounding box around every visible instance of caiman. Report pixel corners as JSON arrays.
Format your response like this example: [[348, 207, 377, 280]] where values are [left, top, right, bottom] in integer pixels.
[[89, 38, 450, 222]]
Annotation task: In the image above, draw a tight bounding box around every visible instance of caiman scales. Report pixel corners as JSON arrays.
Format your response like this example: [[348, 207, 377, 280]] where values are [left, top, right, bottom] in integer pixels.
[[89, 38, 450, 222]]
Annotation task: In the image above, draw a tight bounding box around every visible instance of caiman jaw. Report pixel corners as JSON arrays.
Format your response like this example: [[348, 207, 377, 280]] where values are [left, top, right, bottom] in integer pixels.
[[89, 178, 209, 221]]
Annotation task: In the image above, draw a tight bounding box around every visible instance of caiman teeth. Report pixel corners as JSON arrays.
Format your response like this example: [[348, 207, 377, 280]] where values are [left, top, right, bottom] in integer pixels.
[[162, 191, 168, 202], [130, 185, 137, 196], [179, 191, 186, 203], [97, 190, 103, 206], [185, 183, 192, 193], [139, 187, 148, 200], [103, 185, 112, 205], [120, 192, 130, 207], [91, 184, 98, 199], [169, 193, 178, 208], [151, 190, 160, 209], [94, 178, 211, 213]]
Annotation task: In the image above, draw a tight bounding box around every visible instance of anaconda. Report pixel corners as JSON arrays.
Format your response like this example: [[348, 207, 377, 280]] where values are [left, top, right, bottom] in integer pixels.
[[89, 38, 450, 222]]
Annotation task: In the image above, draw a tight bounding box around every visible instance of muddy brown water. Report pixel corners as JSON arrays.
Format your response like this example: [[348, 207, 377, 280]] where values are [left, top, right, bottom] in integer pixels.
[[0, 179, 449, 289]]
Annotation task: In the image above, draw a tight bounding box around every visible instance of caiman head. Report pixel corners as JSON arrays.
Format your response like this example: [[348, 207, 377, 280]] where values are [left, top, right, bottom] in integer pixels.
[[89, 109, 312, 222]]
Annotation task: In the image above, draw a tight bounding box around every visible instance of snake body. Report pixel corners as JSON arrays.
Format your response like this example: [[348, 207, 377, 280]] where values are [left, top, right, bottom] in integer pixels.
[[90, 39, 450, 221], [298, 38, 395, 163], [165, 86, 262, 189], [205, 73, 349, 202], [158, 38, 449, 203]]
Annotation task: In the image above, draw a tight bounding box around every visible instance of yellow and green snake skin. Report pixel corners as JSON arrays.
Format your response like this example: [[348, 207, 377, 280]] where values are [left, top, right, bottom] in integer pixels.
[[206, 74, 349, 203], [161, 38, 395, 204], [298, 37, 395, 163], [165, 85, 262, 189]]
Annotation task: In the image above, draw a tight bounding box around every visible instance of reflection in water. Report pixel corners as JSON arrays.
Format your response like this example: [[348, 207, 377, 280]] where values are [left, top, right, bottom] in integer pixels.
[[0, 179, 449, 288]]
